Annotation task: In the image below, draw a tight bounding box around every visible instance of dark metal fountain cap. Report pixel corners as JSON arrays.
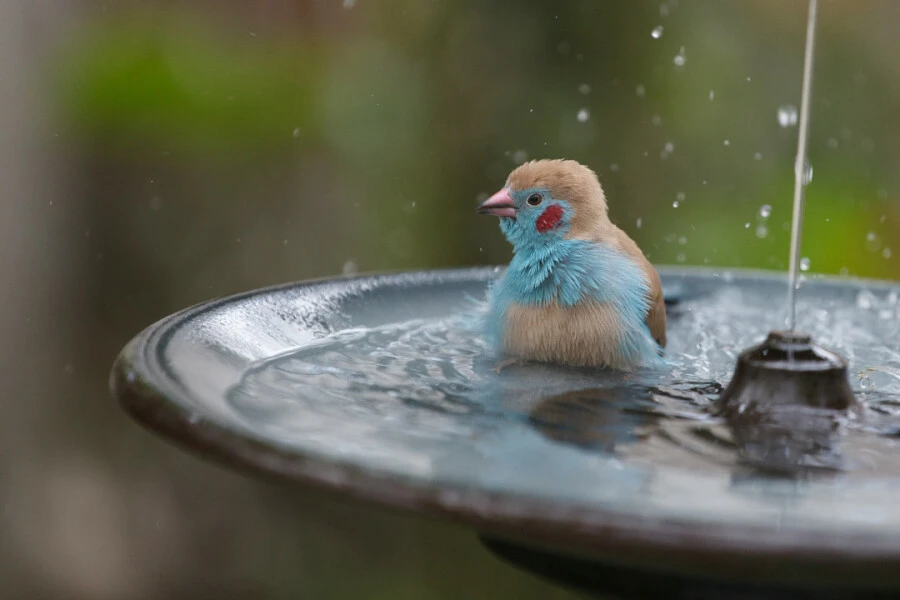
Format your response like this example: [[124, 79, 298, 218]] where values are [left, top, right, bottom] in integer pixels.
[[718, 330, 858, 417]]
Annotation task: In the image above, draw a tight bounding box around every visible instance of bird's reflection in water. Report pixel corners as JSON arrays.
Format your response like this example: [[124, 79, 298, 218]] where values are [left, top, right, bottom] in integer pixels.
[[528, 385, 660, 455]]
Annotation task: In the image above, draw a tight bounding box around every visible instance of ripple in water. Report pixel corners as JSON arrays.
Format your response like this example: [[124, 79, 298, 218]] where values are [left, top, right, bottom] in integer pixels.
[[227, 276, 900, 481]]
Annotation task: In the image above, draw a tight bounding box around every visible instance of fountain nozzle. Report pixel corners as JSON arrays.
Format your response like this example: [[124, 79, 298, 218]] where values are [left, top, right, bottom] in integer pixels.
[[717, 331, 858, 474], [718, 330, 857, 416]]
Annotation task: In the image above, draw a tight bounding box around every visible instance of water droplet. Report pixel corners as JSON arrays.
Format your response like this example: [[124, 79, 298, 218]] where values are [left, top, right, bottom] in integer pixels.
[[802, 161, 814, 185], [754, 152, 763, 160], [857, 290, 876, 310], [513, 150, 529, 164], [673, 47, 686, 67], [827, 138, 839, 149], [708, 90, 715, 101], [676, 253, 686, 263], [651, 115, 662, 126], [678, 236, 687, 245], [636, 217, 643, 228], [776, 105, 798, 128], [578, 83, 591, 94], [672, 200, 680, 208], [651, 26, 664, 39], [292, 128, 302, 138], [723, 139, 730, 146], [759, 205, 772, 218], [744, 222, 750, 229], [884, 248, 893, 259], [755, 225, 768, 239], [411, 201, 417, 208], [839, 267, 849, 277], [676, 191, 685, 202], [343, 260, 359, 275], [800, 257, 810, 271], [577, 108, 590, 122], [636, 84, 646, 97], [860, 375, 872, 389], [866, 232, 882, 252], [664, 141, 675, 153]]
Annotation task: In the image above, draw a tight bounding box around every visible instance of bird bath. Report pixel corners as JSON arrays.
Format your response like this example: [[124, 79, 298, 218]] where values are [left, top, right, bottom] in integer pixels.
[[111, 266, 900, 599]]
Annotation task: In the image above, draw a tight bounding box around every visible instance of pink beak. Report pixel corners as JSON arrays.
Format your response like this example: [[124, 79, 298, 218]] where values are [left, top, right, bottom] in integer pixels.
[[476, 188, 517, 218]]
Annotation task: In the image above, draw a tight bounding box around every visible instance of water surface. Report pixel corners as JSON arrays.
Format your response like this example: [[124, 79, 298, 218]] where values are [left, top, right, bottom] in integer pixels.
[[227, 273, 900, 490]]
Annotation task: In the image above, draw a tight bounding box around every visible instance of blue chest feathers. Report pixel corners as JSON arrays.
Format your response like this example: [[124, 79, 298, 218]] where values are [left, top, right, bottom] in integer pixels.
[[485, 239, 661, 366]]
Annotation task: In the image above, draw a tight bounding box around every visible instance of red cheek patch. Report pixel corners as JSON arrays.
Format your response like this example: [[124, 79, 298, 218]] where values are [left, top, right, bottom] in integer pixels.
[[535, 204, 564, 233]]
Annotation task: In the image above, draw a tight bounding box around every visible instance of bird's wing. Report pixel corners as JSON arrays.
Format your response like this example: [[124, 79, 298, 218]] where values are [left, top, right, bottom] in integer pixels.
[[643, 265, 667, 348], [606, 228, 668, 348]]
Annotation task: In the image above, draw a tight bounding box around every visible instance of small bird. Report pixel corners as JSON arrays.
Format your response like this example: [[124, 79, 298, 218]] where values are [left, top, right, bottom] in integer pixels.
[[477, 159, 666, 371]]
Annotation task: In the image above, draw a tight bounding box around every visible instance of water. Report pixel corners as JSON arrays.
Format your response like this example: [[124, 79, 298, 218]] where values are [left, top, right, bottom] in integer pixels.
[[777, 105, 798, 128], [227, 274, 900, 482], [786, 0, 818, 330]]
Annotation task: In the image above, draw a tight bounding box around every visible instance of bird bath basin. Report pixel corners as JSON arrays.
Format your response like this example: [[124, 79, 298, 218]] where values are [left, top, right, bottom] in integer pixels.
[[111, 266, 900, 599]]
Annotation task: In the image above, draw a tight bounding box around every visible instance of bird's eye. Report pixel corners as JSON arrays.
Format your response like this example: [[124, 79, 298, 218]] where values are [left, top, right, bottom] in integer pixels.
[[526, 193, 543, 206]]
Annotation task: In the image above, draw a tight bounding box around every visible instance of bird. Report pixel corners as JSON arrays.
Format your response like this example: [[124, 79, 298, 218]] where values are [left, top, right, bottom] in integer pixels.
[[476, 158, 666, 371]]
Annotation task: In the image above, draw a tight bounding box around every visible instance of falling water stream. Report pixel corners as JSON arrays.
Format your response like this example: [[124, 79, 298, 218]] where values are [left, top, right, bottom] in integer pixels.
[[786, 0, 818, 331]]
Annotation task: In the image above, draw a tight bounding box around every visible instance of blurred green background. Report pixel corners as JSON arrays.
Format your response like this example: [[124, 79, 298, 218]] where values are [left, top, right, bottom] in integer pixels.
[[3, 0, 900, 598]]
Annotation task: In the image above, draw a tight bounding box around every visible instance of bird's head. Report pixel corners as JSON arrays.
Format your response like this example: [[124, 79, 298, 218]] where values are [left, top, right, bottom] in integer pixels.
[[477, 159, 610, 251]]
